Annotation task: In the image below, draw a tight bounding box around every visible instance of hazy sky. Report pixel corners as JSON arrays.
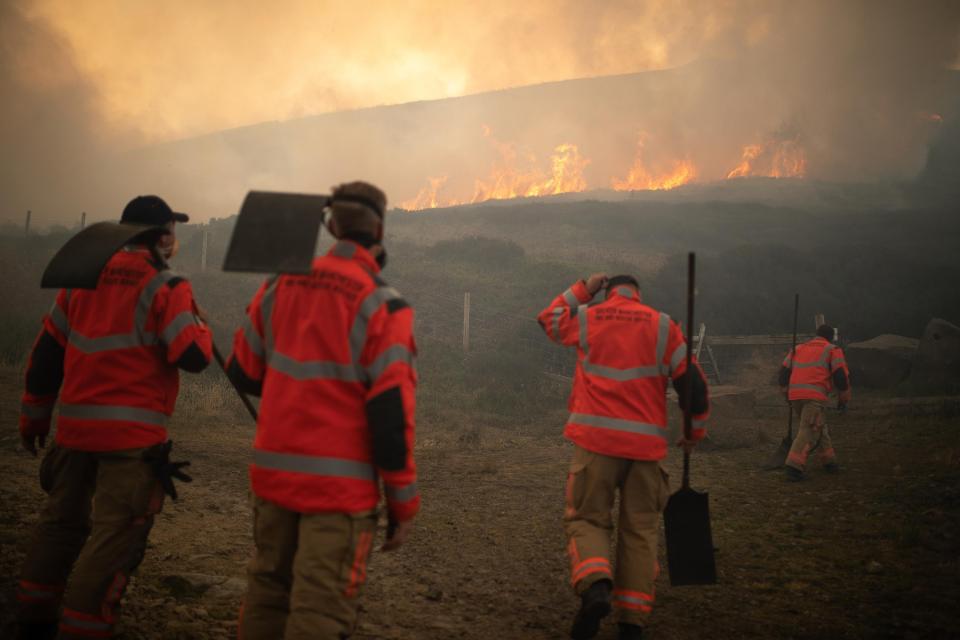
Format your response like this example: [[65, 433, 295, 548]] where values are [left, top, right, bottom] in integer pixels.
[[19, 0, 791, 143], [2, 0, 959, 224]]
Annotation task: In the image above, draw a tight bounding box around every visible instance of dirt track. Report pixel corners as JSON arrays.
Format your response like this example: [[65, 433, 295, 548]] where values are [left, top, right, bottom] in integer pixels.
[[2, 367, 959, 639]]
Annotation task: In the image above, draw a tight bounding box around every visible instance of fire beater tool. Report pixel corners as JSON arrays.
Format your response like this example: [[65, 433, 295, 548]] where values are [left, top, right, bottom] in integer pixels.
[[40, 221, 259, 422], [663, 252, 718, 586], [763, 293, 800, 470]]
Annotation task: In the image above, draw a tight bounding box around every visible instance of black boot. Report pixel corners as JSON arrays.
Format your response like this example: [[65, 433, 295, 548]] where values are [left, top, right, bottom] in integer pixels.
[[785, 466, 804, 482], [824, 462, 840, 474], [17, 621, 58, 640], [618, 622, 644, 640], [571, 579, 612, 640]]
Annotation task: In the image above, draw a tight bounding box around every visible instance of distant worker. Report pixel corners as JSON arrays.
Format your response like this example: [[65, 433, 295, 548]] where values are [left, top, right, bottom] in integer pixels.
[[229, 181, 419, 639], [538, 274, 710, 640], [16, 196, 212, 640], [779, 324, 850, 480]]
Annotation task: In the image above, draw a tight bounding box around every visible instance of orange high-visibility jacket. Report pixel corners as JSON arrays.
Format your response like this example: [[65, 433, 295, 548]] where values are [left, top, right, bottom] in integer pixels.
[[228, 240, 419, 521], [538, 281, 710, 461], [19, 247, 213, 451], [782, 336, 849, 402]]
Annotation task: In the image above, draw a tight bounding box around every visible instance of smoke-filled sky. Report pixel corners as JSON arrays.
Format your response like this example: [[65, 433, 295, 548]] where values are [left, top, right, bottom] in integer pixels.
[[2, 0, 959, 224]]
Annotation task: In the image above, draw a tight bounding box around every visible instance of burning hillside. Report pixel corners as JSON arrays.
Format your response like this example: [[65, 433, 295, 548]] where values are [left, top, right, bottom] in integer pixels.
[[400, 124, 809, 211]]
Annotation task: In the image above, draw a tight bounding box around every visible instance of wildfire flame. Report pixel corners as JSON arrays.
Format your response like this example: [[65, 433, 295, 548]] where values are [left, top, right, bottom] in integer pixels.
[[399, 176, 452, 211], [726, 129, 806, 179], [611, 133, 697, 191], [400, 128, 590, 210]]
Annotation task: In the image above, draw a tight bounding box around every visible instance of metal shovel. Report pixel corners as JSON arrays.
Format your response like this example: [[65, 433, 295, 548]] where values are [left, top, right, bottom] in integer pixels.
[[663, 252, 717, 586]]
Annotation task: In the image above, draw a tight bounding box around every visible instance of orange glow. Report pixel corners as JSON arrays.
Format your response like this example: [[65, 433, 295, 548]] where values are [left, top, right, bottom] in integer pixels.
[[401, 129, 590, 210], [726, 132, 806, 178], [399, 176, 453, 210], [611, 134, 697, 191]]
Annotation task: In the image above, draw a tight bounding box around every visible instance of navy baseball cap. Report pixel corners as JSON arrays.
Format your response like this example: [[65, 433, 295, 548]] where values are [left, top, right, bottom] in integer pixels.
[[121, 195, 189, 225]]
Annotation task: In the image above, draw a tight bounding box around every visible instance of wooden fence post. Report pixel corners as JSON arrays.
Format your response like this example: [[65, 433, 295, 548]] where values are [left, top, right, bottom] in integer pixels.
[[25, 210, 31, 237], [80, 212, 86, 229], [463, 292, 471, 352], [201, 227, 209, 272]]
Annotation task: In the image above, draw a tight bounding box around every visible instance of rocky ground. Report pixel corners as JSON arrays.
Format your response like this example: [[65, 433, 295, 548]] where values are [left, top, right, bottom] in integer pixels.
[[2, 367, 959, 639]]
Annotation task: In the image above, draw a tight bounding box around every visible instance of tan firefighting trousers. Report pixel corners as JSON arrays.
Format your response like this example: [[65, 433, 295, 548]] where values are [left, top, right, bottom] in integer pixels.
[[17, 445, 164, 638], [786, 400, 837, 471], [239, 496, 378, 640], [564, 444, 670, 626]]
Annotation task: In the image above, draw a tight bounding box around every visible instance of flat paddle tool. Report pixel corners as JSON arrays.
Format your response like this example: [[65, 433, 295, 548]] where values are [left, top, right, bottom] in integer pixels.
[[762, 293, 800, 470], [41, 222, 165, 289], [222, 191, 330, 274], [663, 252, 717, 586]]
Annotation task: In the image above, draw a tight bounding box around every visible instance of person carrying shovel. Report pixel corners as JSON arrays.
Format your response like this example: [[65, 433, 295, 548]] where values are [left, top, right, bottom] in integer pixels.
[[778, 323, 851, 481], [228, 181, 420, 639], [15, 195, 212, 639], [538, 273, 710, 640]]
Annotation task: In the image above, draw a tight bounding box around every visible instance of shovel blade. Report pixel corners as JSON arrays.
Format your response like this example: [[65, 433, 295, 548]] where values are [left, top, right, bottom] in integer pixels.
[[222, 191, 328, 274], [762, 436, 792, 470], [41, 222, 164, 289], [663, 486, 717, 586]]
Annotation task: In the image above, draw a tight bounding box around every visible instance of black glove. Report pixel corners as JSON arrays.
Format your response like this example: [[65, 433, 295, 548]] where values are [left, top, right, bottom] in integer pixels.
[[142, 440, 192, 500]]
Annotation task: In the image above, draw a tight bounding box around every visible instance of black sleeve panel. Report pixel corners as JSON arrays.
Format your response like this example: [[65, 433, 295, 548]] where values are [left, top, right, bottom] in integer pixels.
[[26, 331, 65, 396], [778, 366, 792, 387], [366, 386, 407, 471], [165, 276, 187, 289], [386, 298, 409, 313], [833, 368, 850, 391], [672, 367, 709, 415], [175, 343, 211, 373], [227, 357, 263, 397]]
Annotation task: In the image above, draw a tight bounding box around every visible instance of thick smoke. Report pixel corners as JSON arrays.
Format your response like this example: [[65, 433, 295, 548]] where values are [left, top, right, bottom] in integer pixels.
[[1, 0, 958, 224]]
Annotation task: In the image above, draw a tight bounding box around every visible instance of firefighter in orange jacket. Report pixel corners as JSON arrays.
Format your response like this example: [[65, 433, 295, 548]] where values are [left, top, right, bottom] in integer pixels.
[[16, 196, 213, 640], [539, 274, 710, 640], [228, 181, 419, 639], [778, 324, 851, 481]]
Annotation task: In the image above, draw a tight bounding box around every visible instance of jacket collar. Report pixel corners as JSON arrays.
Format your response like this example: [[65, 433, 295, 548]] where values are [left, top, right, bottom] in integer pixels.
[[604, 285, 641, 302], [327, 240, 380, 274]]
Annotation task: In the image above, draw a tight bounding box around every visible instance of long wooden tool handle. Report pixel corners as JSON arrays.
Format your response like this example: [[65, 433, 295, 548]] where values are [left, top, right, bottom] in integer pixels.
[[786, 293, 799, 439], [682, 252, 695, 490], [212, 341, 259, 422]]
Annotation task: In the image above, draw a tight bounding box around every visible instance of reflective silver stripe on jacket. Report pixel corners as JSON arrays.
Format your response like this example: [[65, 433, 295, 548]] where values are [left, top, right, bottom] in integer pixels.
[[789, 383, 828, 394], [669, 343, 687, 376], [59, 403, 168, 426], [578, 305, 589, 353], [268, 350, 365, 382], [581, 361, 661, 381], [551, 307, 564, 341], [48, 296, 70, 336], [260, 278, 280, 356], [655, 312, 670, 373], [562, 287, 579, 308], [21, 402, 54, 420], [567, 413, 666, 439], [366, 344, 416, 383], [385, 481, 418, 502], [134, 270, 178, 343], [242, 314, 264, 358], [68, 331, 146, 353], [161, 311, 200, 346], [252, 449, 377, 481], [349, 285, 405, 363], [693, 418, 708, 429]]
